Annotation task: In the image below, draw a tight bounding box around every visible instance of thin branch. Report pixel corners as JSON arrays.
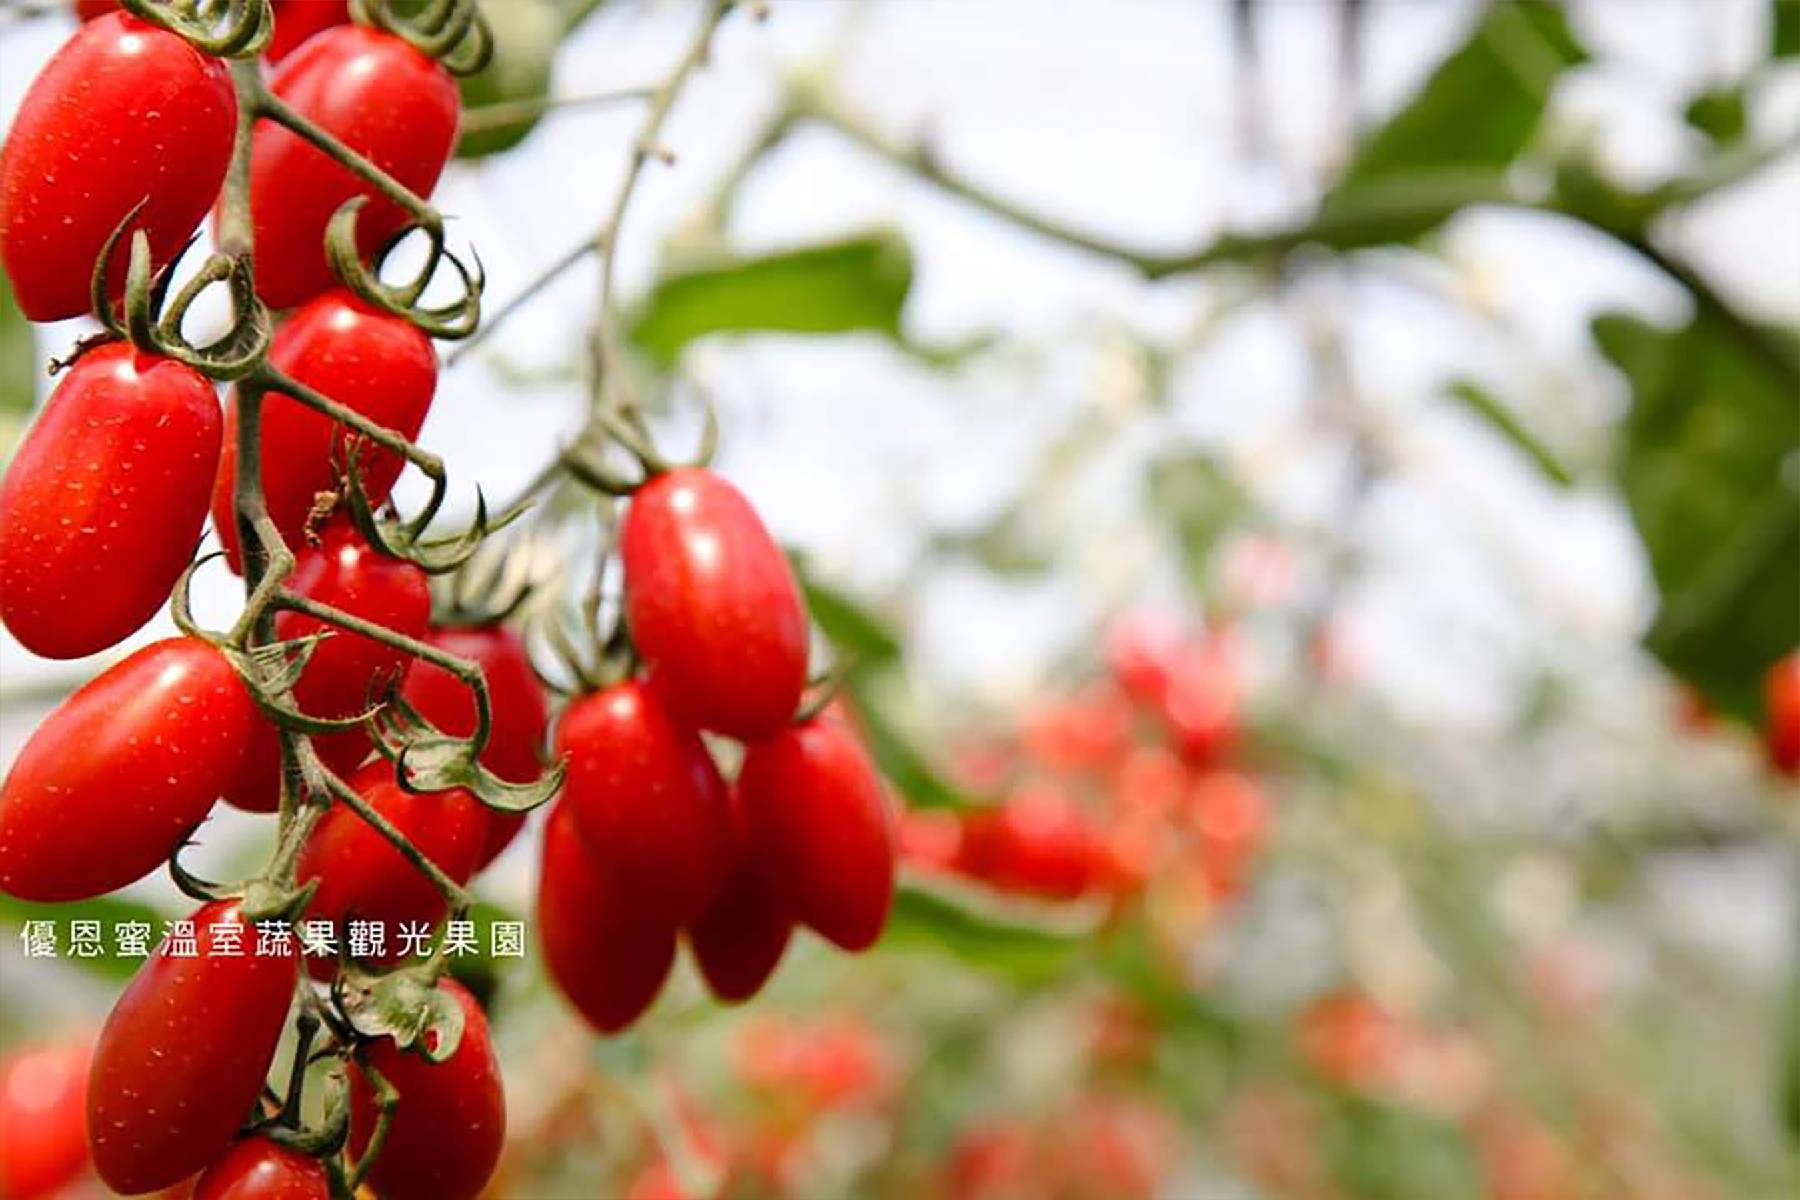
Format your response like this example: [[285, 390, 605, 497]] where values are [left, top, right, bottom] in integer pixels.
[[459, 86, 656, 136]]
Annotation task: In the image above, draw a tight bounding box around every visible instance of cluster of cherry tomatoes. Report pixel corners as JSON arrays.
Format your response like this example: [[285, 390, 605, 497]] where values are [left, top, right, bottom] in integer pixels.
[[0, 4, 898, 1198]]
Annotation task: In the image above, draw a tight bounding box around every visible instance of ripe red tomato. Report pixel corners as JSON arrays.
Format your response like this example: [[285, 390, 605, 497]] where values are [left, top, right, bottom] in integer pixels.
[[1764, 652, 1800, 777], [557, 679, 732, 925], [398, 624, 549, 867], [192, 1137, 328, 1200], [247, 27, 459, 309], [739, 717, 896, 952], [0, 1037, 91, 1200], [266, 0, 353, 63], [0, 638, 258, 901], [0, 343, 221, 659], [688, 786, 793, 1003], [1158, 640, 1240, 764], [621, 468, 809, 739], [294, 763, 486, 970], [88, 902, 298, 1195], [348, 979, 504, 1200], [211, 290, 437, 574], [536, 801, 677, 1033], [226, 519, 431, 812], [73, 0, 117, 20], [957, 784, 1100, 901], [0, 13, 235, 321]]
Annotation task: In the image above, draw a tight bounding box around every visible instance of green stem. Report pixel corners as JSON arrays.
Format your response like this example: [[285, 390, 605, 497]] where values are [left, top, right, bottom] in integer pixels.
[[345, 1061, 399, 1192], [255, 89, 439, 230], [325, 764, 473, 911]]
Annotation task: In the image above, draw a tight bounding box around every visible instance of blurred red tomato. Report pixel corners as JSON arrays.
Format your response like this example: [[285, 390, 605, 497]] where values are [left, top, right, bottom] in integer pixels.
[[0, 1038, 91, 1200]]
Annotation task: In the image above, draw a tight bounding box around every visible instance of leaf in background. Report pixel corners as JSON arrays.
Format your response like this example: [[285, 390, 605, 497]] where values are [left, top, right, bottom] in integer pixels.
[[879, 876, 1096, 985], [1446, 380, 1574, 486], [1149, 451, 1248, 587], [0, 893, 172, 982], [1, 270, 36, 458], [1320, 0, 1587, 241], [1683, 86, 1749, 144], [846, 674, 978, 812], [1777, 0, 1800, 57], [1594, 310, 1800, 722], [630, 232, 913, 367], [801, 574, 902, 668], [456, 0, 561, 158]]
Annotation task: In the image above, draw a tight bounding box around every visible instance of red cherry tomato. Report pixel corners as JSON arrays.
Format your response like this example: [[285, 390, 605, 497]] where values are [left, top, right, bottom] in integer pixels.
[[536, 802, 677, 1033], [0, 1037, 91, 1200], [266, 0, 353, 63], [621, 468, 809, 739], [557, 679, 732, 925], [1764, 652, 1800, 777], [73, 0, 117, 19], [348, 979, 504, 1200], [688, 786, 793, 1003], [226, 520, 431, 813], [294, 763, 486, 971], [191, 1137, 328, 1200], [211, 291, 437, 574], [88, 902, 298, 1196], [739, 717, 896, 952], [958, 784, 1099, 901], [0, 14, 235, 321], [0, 343, 220, 659], [398, 624, 549, 867], [0, 638, 258, 901], [1159, 641, 1240, 764], [246, 27, 459, 309]]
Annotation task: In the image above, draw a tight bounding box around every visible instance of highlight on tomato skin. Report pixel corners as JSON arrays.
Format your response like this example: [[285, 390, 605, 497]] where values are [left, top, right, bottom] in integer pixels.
[[0, 343, 222, 660]]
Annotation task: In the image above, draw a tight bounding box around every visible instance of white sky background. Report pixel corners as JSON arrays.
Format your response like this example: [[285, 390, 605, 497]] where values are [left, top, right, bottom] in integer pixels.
[[0, 0, 1797, 987]]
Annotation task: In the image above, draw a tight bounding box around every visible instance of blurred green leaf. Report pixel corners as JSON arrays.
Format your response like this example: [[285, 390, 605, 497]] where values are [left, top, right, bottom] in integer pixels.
[[1149, 451, 1248, 585], [801, 575, 903, 667], [880, 877, 1095, 985], [1322, 0, 1586, 240], [1782, 947, 1800, 1142], [1447, 380, 1575, 486], [630, 232, 913, 367], [847, 676, 977, 812], [1684, 86, 1749, 143], [1776, 0, 1800, 56], [1594, 310, 1800, 721], [456, 0, 560, 158], [0, 893, 171, 982], [1, 271, 35, 458], [447, 900, 522, 1009], [1328, 1096, 1483, 1200]]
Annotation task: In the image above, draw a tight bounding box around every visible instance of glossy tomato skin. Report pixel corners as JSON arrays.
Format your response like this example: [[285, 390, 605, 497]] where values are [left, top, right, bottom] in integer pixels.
[[0, 1037, 91, 1200], [557, 679, 732, 925], [192, 1137, 328, 1200], [0, 14, 235, 321], [247, 28, 458, 308], [88, 901, 298, 1196], [226, 520, 431, 812], [295, 763, 485, 971], [688, 786, 793, 1003], [399, 624, 550, 867], [211, 291, 436, 573], [739, 718, 896, 952], [266, 0, 353, 63], [1765, 652, 1800, 777], [621, 468, 809, 739], [0, 638, 257, 901], [348, 980, 504, 1200], [537, 802, 677, 1033], [0, 343, 220, 659]]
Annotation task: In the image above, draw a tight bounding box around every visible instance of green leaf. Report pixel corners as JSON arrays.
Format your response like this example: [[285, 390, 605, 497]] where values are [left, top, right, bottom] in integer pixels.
[[456, 0, 560, 158], [1684, 86, 1749, 143], [847, 674, 977, 812], [1446, 380, 1574, 486], [1776, 0, 1800, 57], [801, 575, 902, 667], [0, 894, 173, 982], [1782, 948, 1800, 1143], [880, 877, 1096, 985], [1594, 310, 1800, 721], [630, 232, 913, 367], [1323, 0, 1587, 240], [0, 271, 35, 458], [1327, 1096, 1483, 1200], [1148, 451, 1248, 584]]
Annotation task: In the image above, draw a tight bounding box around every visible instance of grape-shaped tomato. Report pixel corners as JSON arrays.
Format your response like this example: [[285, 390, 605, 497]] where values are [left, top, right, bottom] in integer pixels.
[[226, 519, 431, 813], [0, 1037, 91, 1200], [246, 26, 459, 308], [621, 468, 809, 739], [0, 638, 258, 902], [0, 13, 235, 320], [740, 717, 897, 952], [398, 624, 550, 868], [0, 343, 221, 659], [348, 979, 504, 1200], [537, 802, 678, 1034], [688, 784, 793, 1003], [192, 1136, 328, 1200], [294, 763, 486, 971], [211, 290, 436, 574], [88, 902, 298, 1196], [557, 678, 732, 925]]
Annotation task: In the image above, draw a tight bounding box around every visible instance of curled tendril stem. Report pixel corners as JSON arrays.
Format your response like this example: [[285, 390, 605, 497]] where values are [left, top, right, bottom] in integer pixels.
[[120, 0, 274, 59]]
